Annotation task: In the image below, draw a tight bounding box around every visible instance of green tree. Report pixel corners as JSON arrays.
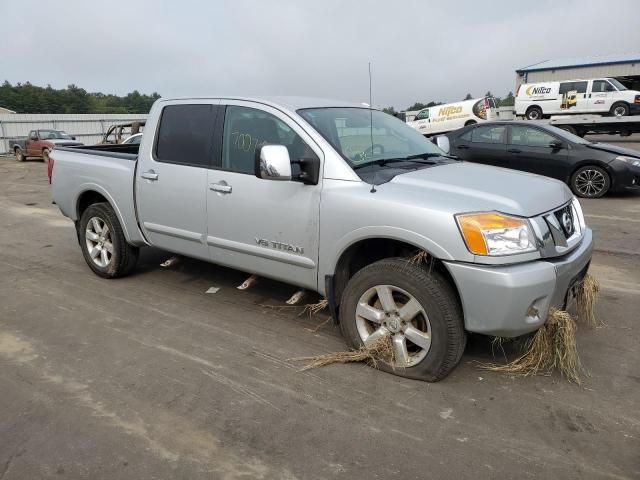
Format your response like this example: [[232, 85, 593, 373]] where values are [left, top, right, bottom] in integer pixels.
[[382, 106, 397, 115], [463, 93, 473, 100], [500, 91, 515, 107]]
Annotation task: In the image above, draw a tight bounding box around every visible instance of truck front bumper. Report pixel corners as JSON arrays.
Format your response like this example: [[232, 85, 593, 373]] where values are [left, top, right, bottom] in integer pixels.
[[443, 228, 593, 337]]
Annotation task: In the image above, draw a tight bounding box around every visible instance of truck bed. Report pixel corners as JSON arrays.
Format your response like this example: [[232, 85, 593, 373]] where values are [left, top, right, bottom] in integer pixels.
[[54, 143, 139, 160]]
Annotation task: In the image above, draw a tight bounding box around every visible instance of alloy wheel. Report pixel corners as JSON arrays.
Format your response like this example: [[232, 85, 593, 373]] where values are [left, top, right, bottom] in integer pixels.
[[85, 217, 113, 267], [355, 285, 432, 368], [575, 169, 606, 197]]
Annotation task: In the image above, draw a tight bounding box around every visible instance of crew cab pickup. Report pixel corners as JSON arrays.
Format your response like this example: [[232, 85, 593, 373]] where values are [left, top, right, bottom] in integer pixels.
[[12, 129, 83, 162], [51, 97, 594, 381]]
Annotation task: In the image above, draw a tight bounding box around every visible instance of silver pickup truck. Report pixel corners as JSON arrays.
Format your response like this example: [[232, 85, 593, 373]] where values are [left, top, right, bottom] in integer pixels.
[[51, 96, 593, 381]]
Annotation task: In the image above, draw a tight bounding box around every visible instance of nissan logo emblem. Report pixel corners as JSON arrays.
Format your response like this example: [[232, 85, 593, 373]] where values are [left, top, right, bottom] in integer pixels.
[[561, 211, 573, 234]]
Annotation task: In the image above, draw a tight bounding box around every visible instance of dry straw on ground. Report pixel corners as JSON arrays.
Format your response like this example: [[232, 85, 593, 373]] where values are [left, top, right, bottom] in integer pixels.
[[576, 273, 601, 327], [481, 308, 582, 384], [291, 335, 395, 371], [299, 299, 329, 317]]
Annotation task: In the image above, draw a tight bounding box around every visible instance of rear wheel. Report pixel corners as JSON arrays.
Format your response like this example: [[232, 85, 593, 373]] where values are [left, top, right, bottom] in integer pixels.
[[570, 165, 610, 198], [557, 125, 577, 135], [464, 120, 477, 126], [14, 147, 25, 162], [78, 203, 139, 278], [525, 106, 543, 120], [610, 102, 629, 117], [339, 258, 466, 382]]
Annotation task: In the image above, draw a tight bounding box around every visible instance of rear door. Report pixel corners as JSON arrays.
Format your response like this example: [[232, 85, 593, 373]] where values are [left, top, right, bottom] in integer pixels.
[[506, 125, 568, 179], [206, 101, 323, 290], [589, 79, 615, 112], [450, 124, 508, 167], [136, 101, 220, 261]]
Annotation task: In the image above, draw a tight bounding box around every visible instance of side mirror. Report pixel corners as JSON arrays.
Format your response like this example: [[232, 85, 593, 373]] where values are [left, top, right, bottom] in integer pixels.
[[549, 140, 563, 150], [255, 145, 292, 181], [435, 135, 451, 154]]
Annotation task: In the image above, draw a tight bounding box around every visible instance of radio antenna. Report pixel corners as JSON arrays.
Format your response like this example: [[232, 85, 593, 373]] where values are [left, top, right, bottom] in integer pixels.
[[368, 62, 377, 193]]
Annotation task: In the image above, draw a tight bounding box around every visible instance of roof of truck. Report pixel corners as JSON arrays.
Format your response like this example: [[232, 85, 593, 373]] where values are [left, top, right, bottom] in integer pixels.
[[159, 96, 371, 111]]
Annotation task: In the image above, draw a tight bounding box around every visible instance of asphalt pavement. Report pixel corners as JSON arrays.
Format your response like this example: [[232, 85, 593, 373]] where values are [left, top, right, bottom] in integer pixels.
[[0, 145, 639, 479]]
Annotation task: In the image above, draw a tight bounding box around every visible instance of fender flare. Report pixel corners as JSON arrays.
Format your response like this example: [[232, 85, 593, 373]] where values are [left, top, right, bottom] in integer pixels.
[[73, 183, 135, 243]]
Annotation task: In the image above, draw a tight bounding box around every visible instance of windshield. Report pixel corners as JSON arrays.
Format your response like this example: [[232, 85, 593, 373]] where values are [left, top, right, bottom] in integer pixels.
[[608, 78, 628, 91], [545, 124, 591, 144], [297, 107, 445, 168], [39, 130, 72, 140]]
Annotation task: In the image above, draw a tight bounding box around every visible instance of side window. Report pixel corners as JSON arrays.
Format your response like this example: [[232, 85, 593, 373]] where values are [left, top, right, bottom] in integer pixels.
[[592, 80, 614, 93], [460, 130, 472, 141], [29, 130, 37, 139], [510, 126, 556, 147], [573, 81, 588, 94], [155, 104, 217, 167], [559, 82, 573, 95], [415, 110, 429, 120], [222, 106, 316, 175], [470, 126, 506, 144]]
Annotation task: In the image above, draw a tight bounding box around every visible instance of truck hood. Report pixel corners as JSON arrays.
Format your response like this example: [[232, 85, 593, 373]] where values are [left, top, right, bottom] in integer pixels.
[[50, 139, 83, 146], [385, 162, 573, 217]]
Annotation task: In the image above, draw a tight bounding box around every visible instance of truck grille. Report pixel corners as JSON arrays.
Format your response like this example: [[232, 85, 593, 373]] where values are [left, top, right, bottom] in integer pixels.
[[553, 205, 575, 239]]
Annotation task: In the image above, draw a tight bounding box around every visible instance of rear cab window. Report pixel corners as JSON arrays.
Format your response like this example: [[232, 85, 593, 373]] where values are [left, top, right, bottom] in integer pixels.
[[154, 104, 218, 168]]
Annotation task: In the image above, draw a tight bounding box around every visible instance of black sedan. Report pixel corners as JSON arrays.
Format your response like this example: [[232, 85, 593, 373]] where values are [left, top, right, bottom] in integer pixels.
[[446, 121, 640, 198]]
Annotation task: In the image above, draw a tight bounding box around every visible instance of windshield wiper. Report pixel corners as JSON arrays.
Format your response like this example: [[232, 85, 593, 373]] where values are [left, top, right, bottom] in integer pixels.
[[352, 153, 442, 170]]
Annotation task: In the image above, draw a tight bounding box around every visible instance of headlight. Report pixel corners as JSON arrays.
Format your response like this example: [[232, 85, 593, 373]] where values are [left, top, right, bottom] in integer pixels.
[[616, 155, 640, 167], [456, 212, 536, 256]]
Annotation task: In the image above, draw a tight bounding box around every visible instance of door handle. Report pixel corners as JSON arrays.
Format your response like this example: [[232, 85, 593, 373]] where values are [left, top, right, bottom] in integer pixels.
[[209, 183, 232, 194], [457, 144, 469, 150], [141, 170, 158, 180], [507, 148, 522, 154]]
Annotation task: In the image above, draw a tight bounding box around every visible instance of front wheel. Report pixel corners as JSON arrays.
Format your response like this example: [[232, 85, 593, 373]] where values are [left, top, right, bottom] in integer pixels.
[[610, 102, 629, 117], [339, 258, 466, 382], [78, 202, 139, 278], [570, 165, 610, 198]]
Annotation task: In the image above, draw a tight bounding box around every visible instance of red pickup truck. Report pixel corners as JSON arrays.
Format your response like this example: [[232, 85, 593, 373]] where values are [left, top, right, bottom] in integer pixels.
[[11, 129, 83, 162]]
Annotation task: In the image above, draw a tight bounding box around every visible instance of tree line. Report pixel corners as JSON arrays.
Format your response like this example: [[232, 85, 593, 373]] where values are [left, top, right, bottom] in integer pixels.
[[383, 91, 515, 115], [0, 81, 161, 114]]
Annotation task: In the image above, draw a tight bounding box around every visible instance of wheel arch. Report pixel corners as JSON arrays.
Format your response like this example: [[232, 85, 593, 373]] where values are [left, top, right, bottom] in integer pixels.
[[326, 236, 462, 324], [566, 159, 613, 184], [74, 186, 135, 243]]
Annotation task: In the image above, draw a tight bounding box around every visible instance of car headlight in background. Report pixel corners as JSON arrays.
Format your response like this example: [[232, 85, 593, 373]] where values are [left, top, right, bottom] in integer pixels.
[[615, 155, 640, 167], [456, 212, 536, 256]]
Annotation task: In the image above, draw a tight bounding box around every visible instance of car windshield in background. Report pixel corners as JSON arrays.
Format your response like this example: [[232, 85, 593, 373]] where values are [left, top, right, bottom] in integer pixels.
[[609, 78, 628, 91], [39, 130, 72, 140], [297, 107, 444, 168]]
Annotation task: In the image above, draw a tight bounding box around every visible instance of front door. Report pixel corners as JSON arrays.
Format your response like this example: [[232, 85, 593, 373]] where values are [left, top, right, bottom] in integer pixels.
[[589, 79, 615, 112], [206, 102, 322, 290], [136, 101, 220, 261], [412, 109, 432, 136], [506, 125, 568, 179]]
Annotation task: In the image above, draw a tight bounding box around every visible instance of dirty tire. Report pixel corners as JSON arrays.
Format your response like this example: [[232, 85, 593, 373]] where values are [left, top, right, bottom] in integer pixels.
[[570, 165, 610, 198], [610, 102, 629, 117], [525, 106, 543, 120], [15, 147, 25, 162], [42, 148, 50, 162], [339, 258, 466, 382], [78, 202, 138, 278]]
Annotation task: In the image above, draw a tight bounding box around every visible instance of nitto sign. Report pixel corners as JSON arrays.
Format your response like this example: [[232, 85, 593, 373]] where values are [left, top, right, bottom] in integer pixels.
[[526, 86, 552, 96], [438, 106, 463, 116]]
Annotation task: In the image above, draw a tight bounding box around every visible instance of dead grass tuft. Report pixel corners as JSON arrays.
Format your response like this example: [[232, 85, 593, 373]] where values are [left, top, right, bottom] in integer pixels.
[[291, 335, 395, 371], [481, 308, 582, 384], [576, 273, 601, 328], [408, 250, 429, 266], [299, 299, 329, 317]]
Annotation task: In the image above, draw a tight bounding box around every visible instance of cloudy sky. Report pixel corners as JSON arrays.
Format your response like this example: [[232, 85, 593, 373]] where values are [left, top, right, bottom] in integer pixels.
[[2, 0, 640, 109]]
